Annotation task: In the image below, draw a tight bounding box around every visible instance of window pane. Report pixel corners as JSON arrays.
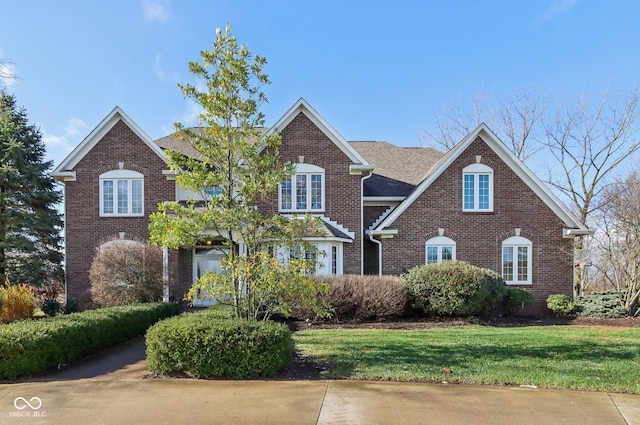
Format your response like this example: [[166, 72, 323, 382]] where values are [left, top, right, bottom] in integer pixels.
[[296, 175, 307, 210], [311, 174, 322, 210], [441, 246, 453, 261], [426, 246, 438, 264], [463, 174, 475, 209], [103, 180, 114, 214], [503, 246, 514, 281], [478, 174, 489, 209], [131, 180, 143, 214], [281, 178, 292, 209], [117, 180, 128, 214], [205, 186, 222, 197], [517, 246, 528, 281], [331, 245, 337, 274]]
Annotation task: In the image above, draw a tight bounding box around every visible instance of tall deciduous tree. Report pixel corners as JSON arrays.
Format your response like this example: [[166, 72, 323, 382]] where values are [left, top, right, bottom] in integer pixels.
[[149, 25, 327, 320], [421, 85, 546, 162], [592, 172, 640, 316], [544, 87, 640, 295], [0, 92, 63, 286]]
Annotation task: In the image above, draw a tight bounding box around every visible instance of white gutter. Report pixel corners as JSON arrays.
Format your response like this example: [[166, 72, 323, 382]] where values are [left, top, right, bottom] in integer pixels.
[[368, 231, 383, 276]]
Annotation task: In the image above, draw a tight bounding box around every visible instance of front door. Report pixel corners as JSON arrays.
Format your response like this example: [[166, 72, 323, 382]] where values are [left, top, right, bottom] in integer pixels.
[[192, 247, 227, 307]]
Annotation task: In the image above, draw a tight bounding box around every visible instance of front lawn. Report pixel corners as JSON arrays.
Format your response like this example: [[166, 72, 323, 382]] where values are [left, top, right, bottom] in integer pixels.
[[293, 325, 640, 393]]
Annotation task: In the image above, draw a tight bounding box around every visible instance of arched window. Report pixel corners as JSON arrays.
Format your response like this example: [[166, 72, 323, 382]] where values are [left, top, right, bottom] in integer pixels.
[[502, 236, 532, 285], [462, 163, 493, 212], [425, 236, 456, 265], [100, 169, 144, 216], [279, 163, 325, 212]]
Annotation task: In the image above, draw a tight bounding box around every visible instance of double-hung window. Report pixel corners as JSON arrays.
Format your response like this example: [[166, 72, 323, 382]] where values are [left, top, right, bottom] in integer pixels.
[[502, 236, 532, 285], [462, 163, 493, 212], [425, 236, 456, 265], [280, 164, 324, 212], [100, 170, 144, 216]]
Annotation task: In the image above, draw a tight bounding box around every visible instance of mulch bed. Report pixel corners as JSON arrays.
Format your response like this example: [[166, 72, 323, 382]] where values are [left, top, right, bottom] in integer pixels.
[[273, 315, 640, 380]]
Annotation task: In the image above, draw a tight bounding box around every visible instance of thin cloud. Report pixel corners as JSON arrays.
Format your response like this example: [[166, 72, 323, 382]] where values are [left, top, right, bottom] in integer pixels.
[[153, 54, 180, 82], [143, 0, 170, 22], [0, 53, 18, 89], [41, 117, 89, 166], [539, 0, 578, 22]]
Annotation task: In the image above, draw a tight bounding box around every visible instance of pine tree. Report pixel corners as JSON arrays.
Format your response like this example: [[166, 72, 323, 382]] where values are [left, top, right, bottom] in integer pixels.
[[0, 92, 63, 286]]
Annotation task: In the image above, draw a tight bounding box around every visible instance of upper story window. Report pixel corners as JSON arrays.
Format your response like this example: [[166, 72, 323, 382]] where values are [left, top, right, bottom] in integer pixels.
[[502, 235, 532, 285], [462, 163, 493, 212], [425, 236, 456, 265], [100, 169, 144, 217], [279, 164, 325, 212]]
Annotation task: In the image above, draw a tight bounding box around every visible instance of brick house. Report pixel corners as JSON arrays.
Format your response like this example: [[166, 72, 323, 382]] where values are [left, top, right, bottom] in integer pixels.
[[51, 98, 588, 313]]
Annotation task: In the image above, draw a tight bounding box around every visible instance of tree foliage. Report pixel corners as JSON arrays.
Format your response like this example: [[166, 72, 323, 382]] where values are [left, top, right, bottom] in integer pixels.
[[149, 24, 326, 320], [0, 92, 63, 286]]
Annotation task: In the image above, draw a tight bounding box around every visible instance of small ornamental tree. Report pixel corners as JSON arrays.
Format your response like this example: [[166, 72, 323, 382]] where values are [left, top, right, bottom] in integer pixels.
[[149, 24, 328, 320], [89, 238, 164, 307]]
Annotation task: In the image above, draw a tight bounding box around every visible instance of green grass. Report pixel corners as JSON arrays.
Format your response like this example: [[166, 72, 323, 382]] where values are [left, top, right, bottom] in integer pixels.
[[293, 325, 640, 393]]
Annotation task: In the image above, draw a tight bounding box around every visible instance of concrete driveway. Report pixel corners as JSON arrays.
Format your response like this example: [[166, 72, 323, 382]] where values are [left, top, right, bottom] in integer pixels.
[[0, 336, 637, 424]]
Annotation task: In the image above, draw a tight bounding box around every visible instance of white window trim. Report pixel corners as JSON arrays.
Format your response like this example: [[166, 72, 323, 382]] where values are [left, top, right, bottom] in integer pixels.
[[462, 163, 493, 212], [279, 164, 325, 213], [425, 236, 457, 264], [502, 235, 532, 285], [100, 169, 144, 217]]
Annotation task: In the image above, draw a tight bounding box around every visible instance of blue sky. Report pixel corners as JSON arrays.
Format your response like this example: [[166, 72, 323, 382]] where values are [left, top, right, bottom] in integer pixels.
[[1, 0, 639, 170]]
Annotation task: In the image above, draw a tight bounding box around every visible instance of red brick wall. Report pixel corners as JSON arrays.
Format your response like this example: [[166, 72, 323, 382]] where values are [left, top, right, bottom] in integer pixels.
[[379, 137, 574, 314], [260, 112, 363, 274], [64, 120, 178, 300]]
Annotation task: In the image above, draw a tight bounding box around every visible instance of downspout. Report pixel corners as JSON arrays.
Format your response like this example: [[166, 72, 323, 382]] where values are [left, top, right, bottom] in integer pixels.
[[361, 171, 374, 275], [369, 232, 383, 276]]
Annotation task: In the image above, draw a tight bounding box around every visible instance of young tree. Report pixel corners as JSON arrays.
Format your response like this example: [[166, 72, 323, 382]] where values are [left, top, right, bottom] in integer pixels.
[[149, 25, 327, 320], [0, 92, 63, 286]]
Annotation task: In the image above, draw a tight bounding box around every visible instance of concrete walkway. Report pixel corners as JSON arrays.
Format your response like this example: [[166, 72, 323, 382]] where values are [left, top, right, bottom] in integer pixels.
[[0, 337, 638, 424]]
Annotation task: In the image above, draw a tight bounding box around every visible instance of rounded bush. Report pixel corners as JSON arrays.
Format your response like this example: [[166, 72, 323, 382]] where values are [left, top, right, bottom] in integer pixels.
[[546, 294, 577, 317], [403, 261, 507, 317], [503, 287, 534, 316], [146, 312, 293, 379]]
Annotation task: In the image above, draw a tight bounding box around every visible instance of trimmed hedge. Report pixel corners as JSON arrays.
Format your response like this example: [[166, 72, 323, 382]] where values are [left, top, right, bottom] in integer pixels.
[[503, 287, 534, 316], [546, 294, 577, 317], [146, 309, 292, 379], [404, 261, 507, 317], [0, 302, 180, 379]]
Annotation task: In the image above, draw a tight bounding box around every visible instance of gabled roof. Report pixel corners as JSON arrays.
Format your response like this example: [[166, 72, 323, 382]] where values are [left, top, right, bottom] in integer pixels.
[[371, 123, 588, 234], [265, 98, 371, 167], [51, 107, 165, 181]]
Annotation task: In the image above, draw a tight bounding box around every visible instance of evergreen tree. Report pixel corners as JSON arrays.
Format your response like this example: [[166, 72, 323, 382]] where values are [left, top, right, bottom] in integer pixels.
[[0, 92, 63, 286]]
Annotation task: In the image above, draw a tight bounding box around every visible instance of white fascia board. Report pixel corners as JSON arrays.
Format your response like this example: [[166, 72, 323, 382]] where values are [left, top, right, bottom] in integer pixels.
[[51, 106, 167, 174], [265, 98, 371, 166], [363, 196, 405, 205], [50, 170, 76, 182], [349, 164, 376, 175], [370, 229, 398, 239], [372, 123, 588, 233]]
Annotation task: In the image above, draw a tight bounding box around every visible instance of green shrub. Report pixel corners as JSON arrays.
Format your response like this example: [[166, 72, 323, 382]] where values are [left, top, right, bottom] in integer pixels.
[[309, 274, 408, 321], [546, 294, 577, 317], [0, 302, 180, 379], [576, 290, 628, 318], [0, 281, 37, 323], [403, 261, 507, 317], [146, 311, 292, 379], [503, 287, 534, 316]]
